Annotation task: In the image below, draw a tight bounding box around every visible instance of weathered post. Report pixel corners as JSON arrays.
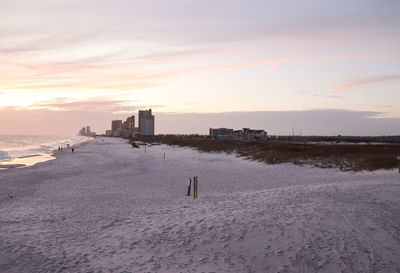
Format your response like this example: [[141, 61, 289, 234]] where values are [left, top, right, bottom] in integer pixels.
[[187, 178, 191, 196], [193, 176, 198, 199], [397, 156, 400, 173], [163, 152, 166, 159], [193, 176, 196, 199]]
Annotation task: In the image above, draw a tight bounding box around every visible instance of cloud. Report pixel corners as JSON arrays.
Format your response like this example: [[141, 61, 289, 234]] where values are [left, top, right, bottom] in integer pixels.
[[183, 54, 299, 76], [259, 56, 298, 74], [313, 94, 342, 99], [27, 98, 132, 112], [1, 81, 157, 91], [202, 60, 273, 72], [14, 97, 163, 114], [1, 0, 400, 120], [330, 75, 400, 93], [0, 46, 228, 96], [0, 95, 165, 135]]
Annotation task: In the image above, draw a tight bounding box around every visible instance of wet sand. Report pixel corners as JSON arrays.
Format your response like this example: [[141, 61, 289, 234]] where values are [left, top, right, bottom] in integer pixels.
[[0, 153, 55, 169], [0, 137, 92, 170]]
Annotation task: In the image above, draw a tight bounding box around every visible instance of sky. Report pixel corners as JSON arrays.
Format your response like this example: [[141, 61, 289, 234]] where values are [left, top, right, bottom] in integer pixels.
[[0, 0, 399, 135]]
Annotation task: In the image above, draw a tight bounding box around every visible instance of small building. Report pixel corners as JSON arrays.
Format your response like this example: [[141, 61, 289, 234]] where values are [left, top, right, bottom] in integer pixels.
[[233, 128, 267, 141], [209, 128, 234, 139]]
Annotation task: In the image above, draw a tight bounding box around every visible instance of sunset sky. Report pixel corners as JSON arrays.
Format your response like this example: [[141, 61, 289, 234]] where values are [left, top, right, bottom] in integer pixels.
[[1, 0, 399, 135]]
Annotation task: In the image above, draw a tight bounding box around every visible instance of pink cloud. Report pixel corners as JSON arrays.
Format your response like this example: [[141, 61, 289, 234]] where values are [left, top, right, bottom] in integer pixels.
[[191, 54, 299, 75], [330, 75, 400, 93], [205, 59, 272, 71], [259, 55, 298, 74]]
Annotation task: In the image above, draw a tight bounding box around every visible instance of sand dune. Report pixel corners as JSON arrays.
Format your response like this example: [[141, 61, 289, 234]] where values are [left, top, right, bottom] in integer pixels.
[[0, 137, 399, 272]]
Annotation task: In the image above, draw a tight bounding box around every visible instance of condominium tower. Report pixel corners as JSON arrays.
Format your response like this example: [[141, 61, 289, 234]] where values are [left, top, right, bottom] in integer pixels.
[[138, 109, 155, 136]]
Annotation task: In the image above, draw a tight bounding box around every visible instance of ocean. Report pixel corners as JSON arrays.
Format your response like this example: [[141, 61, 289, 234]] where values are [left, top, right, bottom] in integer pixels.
[[0, 135, 92, 161]]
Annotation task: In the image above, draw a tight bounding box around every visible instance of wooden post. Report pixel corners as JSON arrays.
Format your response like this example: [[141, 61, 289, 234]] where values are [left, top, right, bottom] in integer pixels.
[[193, 176, 198, 199], [397, 156, 400, 173], [193, 177, 195, 199], [187, 178, 191, 196], [163, 152, 166, 159]]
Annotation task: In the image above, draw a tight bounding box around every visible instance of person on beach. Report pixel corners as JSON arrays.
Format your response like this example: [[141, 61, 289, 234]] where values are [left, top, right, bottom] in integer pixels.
[[72, 148, 74, 153]]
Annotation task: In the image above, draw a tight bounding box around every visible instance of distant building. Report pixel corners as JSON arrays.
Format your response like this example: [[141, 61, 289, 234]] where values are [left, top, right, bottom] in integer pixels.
[[79, 127, 86, 136], [121, 115, 135, 137], [125, 115, 135, 130], [106, 109, 155, 137], [209, 128, 234, 139], [78, 126, 95, 137], [209, 127, 267, 141], [233, 128, 267, 141], [138, 109, 155, 136], [111, 120, 123, 137]]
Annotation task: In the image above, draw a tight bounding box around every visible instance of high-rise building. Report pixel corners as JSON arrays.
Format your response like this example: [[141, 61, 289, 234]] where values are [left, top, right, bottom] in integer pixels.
[[111, 120, 123, 137], [122, 115, 135, 137], [107, 110, 155, 137], [78, 126, 95, 136], [79, 127, 86, 136], [138, 109, 155, 136], [125, 116, 135, 130]]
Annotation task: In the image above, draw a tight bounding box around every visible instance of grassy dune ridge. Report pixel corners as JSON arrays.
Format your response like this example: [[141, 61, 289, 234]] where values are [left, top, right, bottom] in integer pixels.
[[132, 136, 400, 171]]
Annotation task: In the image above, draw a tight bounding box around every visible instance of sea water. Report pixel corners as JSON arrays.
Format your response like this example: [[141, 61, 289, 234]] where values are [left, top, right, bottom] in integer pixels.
[[0, 135, 91, 161]]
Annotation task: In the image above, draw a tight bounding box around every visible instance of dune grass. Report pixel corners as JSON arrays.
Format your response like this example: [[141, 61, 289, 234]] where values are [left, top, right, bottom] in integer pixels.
[[132, 136, 400, 172]]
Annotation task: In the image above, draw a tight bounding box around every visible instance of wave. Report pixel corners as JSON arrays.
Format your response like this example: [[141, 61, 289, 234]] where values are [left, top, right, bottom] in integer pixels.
[[0, 135, 92, 161], [0, 150, 10, 161]]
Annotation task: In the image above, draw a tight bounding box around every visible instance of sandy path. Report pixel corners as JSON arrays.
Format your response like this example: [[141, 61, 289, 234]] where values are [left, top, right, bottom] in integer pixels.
[[0, 137, 399, 272]]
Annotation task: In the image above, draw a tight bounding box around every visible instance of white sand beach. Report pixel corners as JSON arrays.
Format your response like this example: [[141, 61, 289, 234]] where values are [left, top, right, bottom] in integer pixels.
[[0, 137, 399, 273]]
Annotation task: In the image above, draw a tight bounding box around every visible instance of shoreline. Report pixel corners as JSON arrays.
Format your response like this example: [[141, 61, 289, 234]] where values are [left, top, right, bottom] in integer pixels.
[[0, 137, 94, 170], [53, 136, 94, 157], [0, 153, 55, 169]]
